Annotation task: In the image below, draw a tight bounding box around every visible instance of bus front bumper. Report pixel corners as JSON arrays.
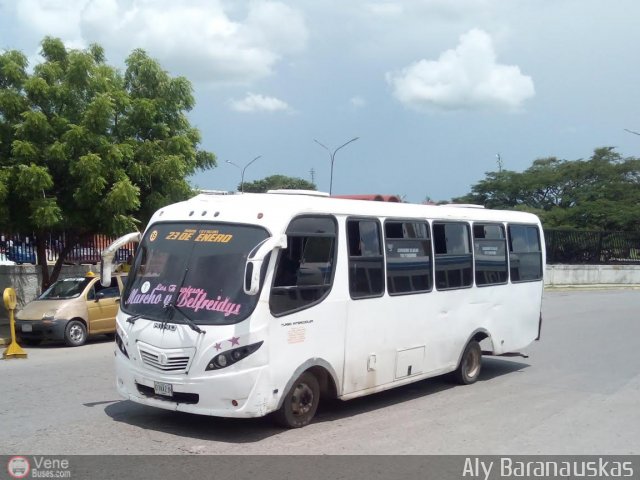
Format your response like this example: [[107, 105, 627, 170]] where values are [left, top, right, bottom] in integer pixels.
[[115, 351, 275, 418]]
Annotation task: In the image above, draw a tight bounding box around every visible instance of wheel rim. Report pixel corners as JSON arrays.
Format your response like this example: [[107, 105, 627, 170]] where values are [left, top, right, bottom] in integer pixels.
[[465, 347, 481, 379], [69, 324, 84, 343], [291, 382, 314, 417]]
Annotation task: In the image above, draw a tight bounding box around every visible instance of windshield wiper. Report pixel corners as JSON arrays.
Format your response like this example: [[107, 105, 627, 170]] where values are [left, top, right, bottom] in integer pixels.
[[161, 265, 205, 335], [163, 303, 204, 334], [127, 313, 144, 324]]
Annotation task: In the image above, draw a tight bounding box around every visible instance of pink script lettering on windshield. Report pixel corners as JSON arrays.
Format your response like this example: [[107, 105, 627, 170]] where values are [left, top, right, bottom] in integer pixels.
[[126, 284, 242, 317]]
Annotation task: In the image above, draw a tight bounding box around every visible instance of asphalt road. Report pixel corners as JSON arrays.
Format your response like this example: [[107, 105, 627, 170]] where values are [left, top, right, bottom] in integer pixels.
[[1, 289, 639, 455]]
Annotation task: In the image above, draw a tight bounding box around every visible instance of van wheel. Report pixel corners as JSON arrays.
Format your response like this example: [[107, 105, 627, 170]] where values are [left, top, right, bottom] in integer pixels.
[[454, 340, 482, 385], [274, 372, 320, 428], [64, 320, 87, 347]]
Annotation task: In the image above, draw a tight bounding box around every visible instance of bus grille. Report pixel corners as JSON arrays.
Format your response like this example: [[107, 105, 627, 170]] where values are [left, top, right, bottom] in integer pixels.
[[138, 346, 192, 373]]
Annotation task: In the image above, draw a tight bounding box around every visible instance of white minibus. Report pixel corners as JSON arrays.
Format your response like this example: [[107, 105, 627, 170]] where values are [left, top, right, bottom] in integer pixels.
[[102, 190, 544, 428]]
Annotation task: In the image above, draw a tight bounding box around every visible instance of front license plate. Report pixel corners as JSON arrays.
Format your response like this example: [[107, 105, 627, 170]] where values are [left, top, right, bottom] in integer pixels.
[[154, 381, 173, 397], [21, 324, 33, 333]]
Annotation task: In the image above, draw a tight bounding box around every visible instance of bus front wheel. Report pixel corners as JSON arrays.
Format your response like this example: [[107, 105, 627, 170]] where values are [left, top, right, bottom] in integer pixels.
[[274, 372, 320, 428], [453, 340, 482, 385]]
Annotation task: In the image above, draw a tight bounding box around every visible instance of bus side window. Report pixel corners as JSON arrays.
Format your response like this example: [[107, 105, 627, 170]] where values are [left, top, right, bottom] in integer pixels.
[[385, 220, 432, 295], [473, 223, 508, 286], [508, 224, 543, 282], [270, 216, 337, 316], [433, 222, 473, 290], [347, 218, 384, 299]]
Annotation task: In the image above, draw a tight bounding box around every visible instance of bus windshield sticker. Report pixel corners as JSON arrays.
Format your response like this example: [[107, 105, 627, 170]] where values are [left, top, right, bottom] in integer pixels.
[[126, 283, 242, 317], [194, 229, 233, 243], [162, 228, 234, 243], [165, 229, 197, 241]]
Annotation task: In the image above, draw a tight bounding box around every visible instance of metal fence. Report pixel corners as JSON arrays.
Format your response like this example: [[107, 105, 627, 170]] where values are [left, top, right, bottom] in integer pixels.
[[545, 229, 640, 265], [0, 233, 135, 265], [3, 229, 640, 266]]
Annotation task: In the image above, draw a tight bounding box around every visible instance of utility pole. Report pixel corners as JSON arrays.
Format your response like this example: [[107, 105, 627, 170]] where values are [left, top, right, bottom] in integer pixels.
[[226, 155, 263, 193], [314, 137, 359, 195]]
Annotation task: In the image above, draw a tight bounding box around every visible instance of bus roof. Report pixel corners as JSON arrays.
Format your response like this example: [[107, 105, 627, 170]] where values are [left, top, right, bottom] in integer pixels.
[[149, 191, 541, 235]]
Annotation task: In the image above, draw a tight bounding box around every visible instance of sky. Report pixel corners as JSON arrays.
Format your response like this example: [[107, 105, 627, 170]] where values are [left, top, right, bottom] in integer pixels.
[[1, 0, 639, 202]]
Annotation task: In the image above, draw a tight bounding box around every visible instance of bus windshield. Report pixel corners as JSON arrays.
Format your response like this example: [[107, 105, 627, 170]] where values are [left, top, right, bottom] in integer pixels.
[[121, 222, 270, 325]]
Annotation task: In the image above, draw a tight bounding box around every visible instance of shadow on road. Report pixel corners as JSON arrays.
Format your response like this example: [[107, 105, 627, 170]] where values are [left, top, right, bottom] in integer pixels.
[[103, 356, 529, 443], [18, 336, 114, 349]]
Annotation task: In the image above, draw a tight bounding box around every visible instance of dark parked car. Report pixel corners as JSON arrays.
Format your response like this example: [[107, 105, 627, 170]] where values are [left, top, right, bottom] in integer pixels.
[[7, 244, 36, 264]]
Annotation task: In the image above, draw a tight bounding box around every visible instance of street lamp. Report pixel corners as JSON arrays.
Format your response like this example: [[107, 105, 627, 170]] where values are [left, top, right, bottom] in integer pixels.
[[226, 155, 262, 193], [314, 137, 359, 195]]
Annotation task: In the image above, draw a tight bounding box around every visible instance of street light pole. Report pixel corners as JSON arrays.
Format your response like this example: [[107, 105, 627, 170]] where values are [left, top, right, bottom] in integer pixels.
[[314, 137, 359, 195], [226, 155, 262, 193]]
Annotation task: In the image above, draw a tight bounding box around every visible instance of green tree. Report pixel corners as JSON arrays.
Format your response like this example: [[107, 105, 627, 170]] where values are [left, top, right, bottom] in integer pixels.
[[454, 147, 640, 231], [240, 175, 316, 193], [0, 37, 216, 289]]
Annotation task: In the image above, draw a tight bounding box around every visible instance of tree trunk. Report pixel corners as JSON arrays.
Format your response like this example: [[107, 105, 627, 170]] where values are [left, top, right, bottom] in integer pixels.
[[37, 232, 83, 291], [35, 235, 50, 293]]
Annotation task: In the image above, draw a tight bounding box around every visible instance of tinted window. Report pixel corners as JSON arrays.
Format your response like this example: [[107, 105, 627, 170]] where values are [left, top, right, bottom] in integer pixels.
[[348, 219, 384, 298], [92, 277, 121, 299], [433, 222, 473, 290], [474, 224, 508, 286], [508, 224, 543, 282], [385, 221, 432, 295], [270, 216, 337, 316]]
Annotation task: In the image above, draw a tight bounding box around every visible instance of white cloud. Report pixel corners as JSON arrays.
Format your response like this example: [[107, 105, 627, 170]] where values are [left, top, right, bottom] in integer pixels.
[[229, 92, 291, 113], [12, 0, 308, 84], [386, 29, 534, 111], [365, 2, 404, 17], [349, 96, 366, 108]]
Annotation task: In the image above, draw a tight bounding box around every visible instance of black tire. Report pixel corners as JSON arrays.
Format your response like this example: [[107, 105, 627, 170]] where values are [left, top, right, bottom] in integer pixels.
[[453, 340, 482, 385], [64, 320, 87, 347], [273, 372, 320, 428], [19, 337, 42, 346]]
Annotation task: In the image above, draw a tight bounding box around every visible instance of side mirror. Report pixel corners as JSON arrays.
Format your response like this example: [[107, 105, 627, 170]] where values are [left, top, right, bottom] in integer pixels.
[[101, 232, 141, 287], [243, 235, 287, 295], [96, 292, 105, 302]]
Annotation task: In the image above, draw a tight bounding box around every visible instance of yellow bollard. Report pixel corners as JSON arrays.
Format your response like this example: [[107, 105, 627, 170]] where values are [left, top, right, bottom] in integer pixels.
[[3, 287, 27, 359]]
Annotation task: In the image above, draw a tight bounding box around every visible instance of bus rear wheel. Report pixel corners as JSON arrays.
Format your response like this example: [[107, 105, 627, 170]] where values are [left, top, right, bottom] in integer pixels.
[[454, 340, 482, 385], [274, 372, 320, 428]]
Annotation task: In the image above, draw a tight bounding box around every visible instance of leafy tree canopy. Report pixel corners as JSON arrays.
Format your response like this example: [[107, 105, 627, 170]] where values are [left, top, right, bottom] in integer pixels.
[[0, 37, 216, 287], [240, 175, 316, 193], [454, 147, 640, 232]]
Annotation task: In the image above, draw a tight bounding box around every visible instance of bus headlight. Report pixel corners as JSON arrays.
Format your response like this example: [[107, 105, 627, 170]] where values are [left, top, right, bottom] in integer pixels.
[[115, 324, 129, 358], [206, 341, 263, 371]]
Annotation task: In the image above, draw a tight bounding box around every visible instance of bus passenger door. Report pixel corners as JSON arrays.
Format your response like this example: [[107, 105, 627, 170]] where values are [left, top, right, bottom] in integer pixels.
[[268, 216, 346, 398]]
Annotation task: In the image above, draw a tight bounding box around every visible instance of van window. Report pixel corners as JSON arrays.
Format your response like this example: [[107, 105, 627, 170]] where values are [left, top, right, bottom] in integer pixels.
[[347, 219, 384, 299], [508, 224, 543, 282], [270, 216, 337, 316], [473, 224, 508, 286], [385, 220, 432, 295], [433, 222, 473, 290]]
